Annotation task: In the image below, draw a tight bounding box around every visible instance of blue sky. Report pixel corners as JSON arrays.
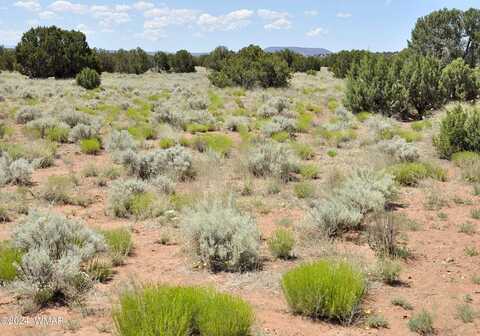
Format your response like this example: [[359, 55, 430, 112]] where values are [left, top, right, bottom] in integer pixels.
[[1, 0, 479, 52]]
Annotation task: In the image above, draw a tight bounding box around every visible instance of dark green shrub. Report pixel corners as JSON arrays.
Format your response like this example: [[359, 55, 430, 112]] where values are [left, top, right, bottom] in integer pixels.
[[16, 26, 97, 78], [76, 68, 101, 90], [409, 8, 480, 66], [281, 260, 366, 323], [153, 51, 170, 72], [434, 105, 480, 158], [209, 45, 291, 89], [401, 55, 444, 112], [113, 285, 254, 336], [345, 54, 410, 119], [171, 50, 195, 73], [440, 58, 478, 101], [268, 228, 295, 259], [323, 50, 372, 78]]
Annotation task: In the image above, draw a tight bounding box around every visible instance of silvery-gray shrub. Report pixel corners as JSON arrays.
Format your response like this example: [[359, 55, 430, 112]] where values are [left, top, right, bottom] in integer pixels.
[[106, 179, 147, 218], [26, 117, 70, 138], [377, 136, 419, 162], [121, 146, 194, 181], [188, 96, 208, 110], [12, 211, 105, 308], [261, 116, 297, 136], [337, 169, 396, 215], [309, 168, 396, 237], [182, 196, 260, 272], [309, 197, 363, 237], [68, 122, 101, 143], [224, 116, 250, 131], [105, 130, 136, 162], [16, 107, 42, 124], [151, 175, 176, 194], [0, 154, 33, 186], [247, 141, 298, 182], [257, 96, 293, 118], [58, 110, 92, 128]]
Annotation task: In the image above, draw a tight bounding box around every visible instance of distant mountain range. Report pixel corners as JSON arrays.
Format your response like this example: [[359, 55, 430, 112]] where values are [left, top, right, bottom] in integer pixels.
[[264, 46, 331, 56]]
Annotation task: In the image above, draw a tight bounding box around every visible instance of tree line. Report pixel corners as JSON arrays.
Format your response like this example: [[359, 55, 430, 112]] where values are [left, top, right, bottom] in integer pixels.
[[0, 26, 321, 83]]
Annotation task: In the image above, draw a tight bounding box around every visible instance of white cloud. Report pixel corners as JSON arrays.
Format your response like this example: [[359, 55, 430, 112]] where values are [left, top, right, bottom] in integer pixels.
[[76, 23, 94, 36], [93, 11, 131, 28], [133, 1, 154, 11], [257, 9, 288, 20], [90, 5, 109, 12], [197, 9, 253, 32], [38, 10, 56, 19], [257, 9, 291, 30], [304, 10, 318, 16], [27, 19, 40, 27], [14, 1, 41, 11], [48, 1, 88, 14], [265, 18, 291, 30], [306, 27, 327, 37], [337, 12, 352, 18], [115, 5, 131, 12], [137, 27, 167, 41], [0, 30, 22, 45]]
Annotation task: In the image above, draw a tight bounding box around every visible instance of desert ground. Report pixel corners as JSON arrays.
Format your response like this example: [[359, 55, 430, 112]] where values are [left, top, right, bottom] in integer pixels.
[[0, 68, 479, 336]]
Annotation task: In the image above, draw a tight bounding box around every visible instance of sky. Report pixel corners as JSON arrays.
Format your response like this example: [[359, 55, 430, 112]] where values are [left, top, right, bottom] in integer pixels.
[[1, 0, 479, 52]]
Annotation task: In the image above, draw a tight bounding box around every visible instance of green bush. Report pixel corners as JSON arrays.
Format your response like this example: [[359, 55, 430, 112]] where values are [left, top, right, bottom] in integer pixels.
[[193, 134, 233, 157], [452, 151, 480, 167], [80, 138, 101, 154], [388, 162, 447, 186], [76, 68, 101, 90], [0, 242, 23, 283], [45, 126, 70, 143], [440, 58, 477, 101], [209, 45, 291, 89], [345, 54, 410, 119], [268, 228, 295, 259], [281, 260, 366, 323], [113, 285, 254, 336], [101, 228, 133, 266], [291, 142, 314, 160], [159, 137, 175, 149], [171, 50, 195, 73], [299, 164, 320, 179], [294, 181, 315, 199], [401, 55, 443, 113], [434, 105, 480, 159], [16, 26, 97, 78]]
